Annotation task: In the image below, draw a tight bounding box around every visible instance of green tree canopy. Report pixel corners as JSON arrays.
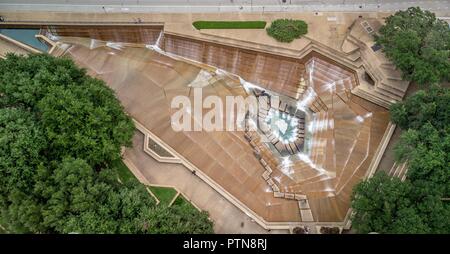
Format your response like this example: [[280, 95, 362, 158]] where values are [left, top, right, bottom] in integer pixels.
[[37, 79, 134, 166], [144, 205, 214, 234], [0, 108, 45, 192], [351, 172, 428, 234], [376, 7, 450, 86], [0, 54, 213, 234], [395, 123, 449, 194], [391, 85, 450, 197], [352, 83, 450, 234], [390, 84, 450, 131]]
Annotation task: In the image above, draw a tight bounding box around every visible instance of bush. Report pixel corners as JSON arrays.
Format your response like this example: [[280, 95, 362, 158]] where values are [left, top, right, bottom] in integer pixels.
[[266, 19, 308, 43], [320, 227, 340, 234], [0, 54, 214, 234], [390, 84, 450, 131], [292, 227, 306, 234], [375, 7, 450, 86]]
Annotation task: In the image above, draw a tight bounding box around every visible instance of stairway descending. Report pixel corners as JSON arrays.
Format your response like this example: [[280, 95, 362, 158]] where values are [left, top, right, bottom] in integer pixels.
[[314, 58, 353, 83], [286, 161, 326, 193], [341, 37, 362, 62], [308, 111, 331, 167], [388, 161, 409, 181], [332, 97, 362, 180], [49, 43, 71, 57], [295, 76, 309, 100], [305, 57, 357, 113], [309, 195, 350, 222], [352, 87, 392, 108], [345, 94, 370, 115], [345, 32, 409, 108], [284, 109, 337, 198], [288, 113, 336, 189], [309, 96, 328, 113]]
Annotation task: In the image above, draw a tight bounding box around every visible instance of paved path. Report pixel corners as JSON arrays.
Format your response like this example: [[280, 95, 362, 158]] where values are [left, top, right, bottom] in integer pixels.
[[124, 130, 289, 234], [0, 0, 449, 13]]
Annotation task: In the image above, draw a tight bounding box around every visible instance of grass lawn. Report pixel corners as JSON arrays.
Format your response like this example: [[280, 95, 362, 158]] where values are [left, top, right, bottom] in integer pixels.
[[172, 195, 198, 212], [193, 21, 266, 30], [111, 159, 137, 184], [148, 186, 178, 206], [111, 159, 176, 206], [111, 159, 195, 209]]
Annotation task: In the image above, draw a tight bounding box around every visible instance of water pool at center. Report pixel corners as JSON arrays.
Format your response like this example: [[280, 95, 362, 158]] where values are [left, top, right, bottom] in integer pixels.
[[0, 28, 48, 52]]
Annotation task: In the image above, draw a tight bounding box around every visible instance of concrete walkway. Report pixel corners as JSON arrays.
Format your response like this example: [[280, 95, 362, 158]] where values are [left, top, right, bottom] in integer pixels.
[[123, 130, 289, 234]]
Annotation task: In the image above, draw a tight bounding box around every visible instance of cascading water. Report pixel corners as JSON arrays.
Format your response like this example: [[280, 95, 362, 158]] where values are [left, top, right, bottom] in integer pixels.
[[153, 30, 164, 50], [145, 31, 269, 96], [161, 34, 303, 96], [143, 31, 349, 180]]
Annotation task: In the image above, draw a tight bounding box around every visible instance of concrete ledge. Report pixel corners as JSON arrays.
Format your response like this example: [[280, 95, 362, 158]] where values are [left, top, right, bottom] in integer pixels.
[[0, 33, 42, 54], [134, 120, 182, 164], [143, 136, 181, 164], [365, 122, 396, 179], [35, 33, 55, 47]]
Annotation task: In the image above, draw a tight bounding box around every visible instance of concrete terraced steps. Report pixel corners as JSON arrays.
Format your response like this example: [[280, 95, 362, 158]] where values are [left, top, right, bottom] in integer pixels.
[[312, 59, 355, 86], [0, 33, 41, 57], [166, 28, 406, 111], [242, 128, 316, 222], [304, 118, 364, 195], [283, 114, 335, 193], [304, 110, 376, 222], [49, 44, 68, 56], [388, 161, 408, 181], [282, 52, 378, 200], [333, 99, 362, 173], [308, 111, 331, 169], [305, 57, 356, 113], [352, 87, 391, 108], [345, 32, 409, 108], [302, 33, 364, 69]]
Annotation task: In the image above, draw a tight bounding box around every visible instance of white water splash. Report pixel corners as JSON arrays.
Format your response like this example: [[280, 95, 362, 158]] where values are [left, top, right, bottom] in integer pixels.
[[45, 32, 59, 41], [154, 30, 163, 48], [296, 87, 317, 110], [106, 42, 124, 51], [187, 70, 214, 88]]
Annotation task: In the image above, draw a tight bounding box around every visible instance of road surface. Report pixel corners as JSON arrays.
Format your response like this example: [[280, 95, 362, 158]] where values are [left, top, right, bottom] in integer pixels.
[[0, 0, 449, 13]]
